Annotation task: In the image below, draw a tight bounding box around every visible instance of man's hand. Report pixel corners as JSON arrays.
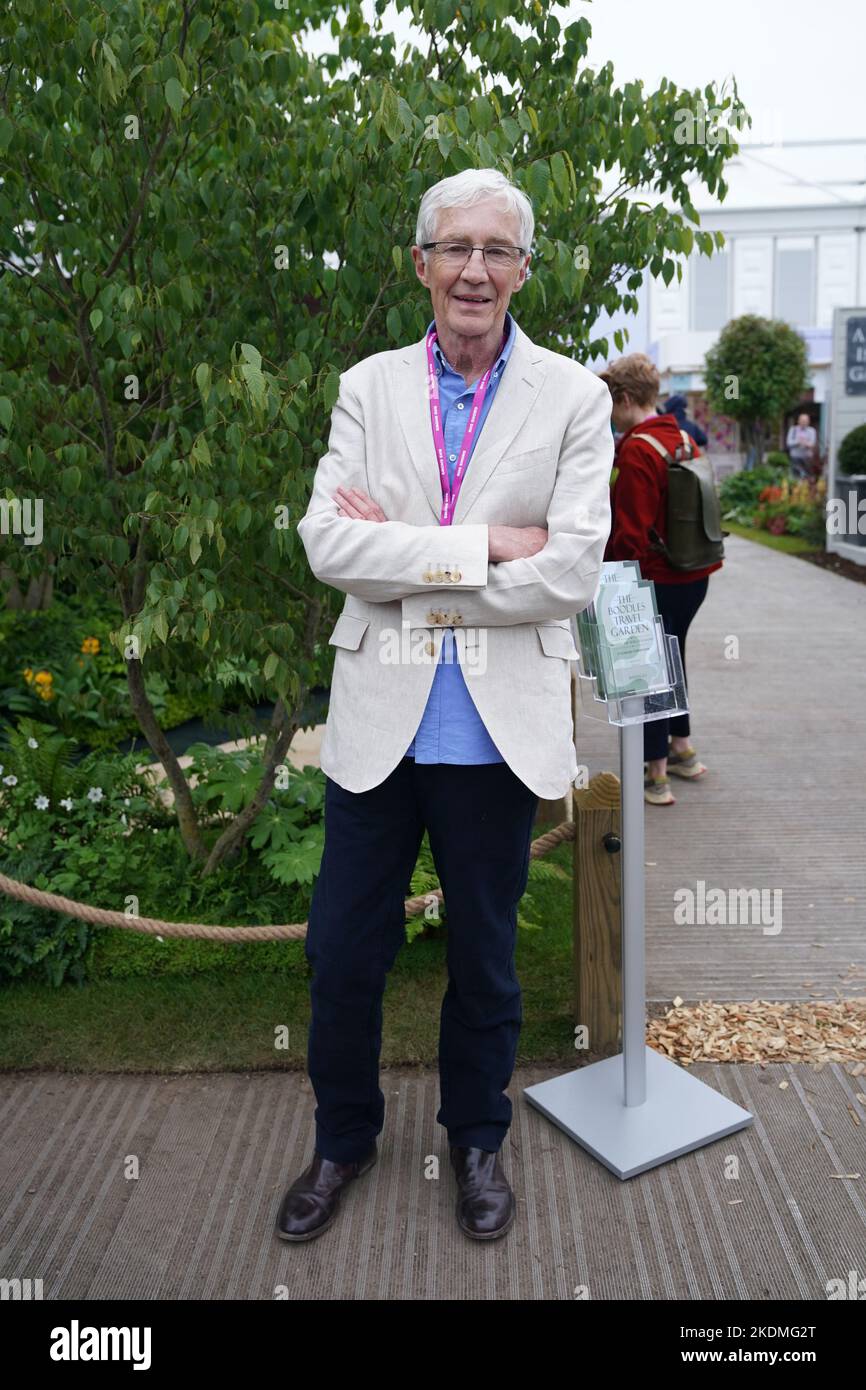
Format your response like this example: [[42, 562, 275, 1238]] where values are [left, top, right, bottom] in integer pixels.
[[488, 525, 548, 562], [333, 485, 387, 521]]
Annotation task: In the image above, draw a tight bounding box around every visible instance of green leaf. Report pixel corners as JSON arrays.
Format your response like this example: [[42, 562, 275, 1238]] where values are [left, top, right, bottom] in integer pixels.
[[60, 466, 81, 496], [241, 363, 266, 407], [526, 160, 550, 203], [0, 397, 12, 430], [323, 370, 341, 410], [550, 152, 569, 201], [392, 245, 403, 274], [195, 362, 211, 398], [90, 308, 103, 330], [386, 306, 401, 340], [191, 435, 211, 467], [240, 342, 262, 370], [165, 78, 185, 115]]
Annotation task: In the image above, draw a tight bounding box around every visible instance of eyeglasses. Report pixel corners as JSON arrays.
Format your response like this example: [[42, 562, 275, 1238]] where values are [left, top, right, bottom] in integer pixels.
[[421, 241, 527, 269]]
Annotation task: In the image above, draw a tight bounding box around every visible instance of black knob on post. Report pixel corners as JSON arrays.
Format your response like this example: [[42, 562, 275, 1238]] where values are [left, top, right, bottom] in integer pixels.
[[602, 832, 621, 854]]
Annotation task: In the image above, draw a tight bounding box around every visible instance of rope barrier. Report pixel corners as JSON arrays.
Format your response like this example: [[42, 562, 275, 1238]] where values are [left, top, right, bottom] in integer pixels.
[[0, 819, 575, 943]]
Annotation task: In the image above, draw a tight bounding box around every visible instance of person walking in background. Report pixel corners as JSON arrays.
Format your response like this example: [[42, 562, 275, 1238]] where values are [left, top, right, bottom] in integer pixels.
[[663, 392, 708, 448], [600, 355, 722, 806], [786, 412, 817, 480]]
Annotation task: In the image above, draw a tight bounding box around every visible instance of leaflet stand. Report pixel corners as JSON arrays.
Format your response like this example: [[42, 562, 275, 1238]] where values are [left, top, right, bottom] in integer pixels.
[[523, 610, 753, 1179]]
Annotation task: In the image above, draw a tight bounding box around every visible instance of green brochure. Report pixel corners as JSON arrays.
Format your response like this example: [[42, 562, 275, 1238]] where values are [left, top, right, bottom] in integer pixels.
[[595, 578, 670, 697]]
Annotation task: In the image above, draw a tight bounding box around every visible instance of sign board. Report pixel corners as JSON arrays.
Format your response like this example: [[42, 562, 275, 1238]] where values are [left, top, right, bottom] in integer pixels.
[[844, 316, 866, 395]]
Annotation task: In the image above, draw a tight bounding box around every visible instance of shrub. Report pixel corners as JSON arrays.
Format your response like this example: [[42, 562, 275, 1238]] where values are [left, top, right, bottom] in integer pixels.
[[719, 462, 788, 518], [837, 424, 866, 477]]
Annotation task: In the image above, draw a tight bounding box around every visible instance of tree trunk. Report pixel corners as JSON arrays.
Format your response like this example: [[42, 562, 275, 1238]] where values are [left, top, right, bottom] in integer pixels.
[[125, 656, 207, 861]]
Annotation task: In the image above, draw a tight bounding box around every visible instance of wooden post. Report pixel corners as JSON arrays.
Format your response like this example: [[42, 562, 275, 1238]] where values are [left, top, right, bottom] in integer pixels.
[[572, 771, 622, 1058]]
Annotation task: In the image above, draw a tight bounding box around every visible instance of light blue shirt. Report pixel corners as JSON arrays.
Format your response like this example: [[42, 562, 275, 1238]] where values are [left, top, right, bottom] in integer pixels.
[[405, 310, 517, 764]]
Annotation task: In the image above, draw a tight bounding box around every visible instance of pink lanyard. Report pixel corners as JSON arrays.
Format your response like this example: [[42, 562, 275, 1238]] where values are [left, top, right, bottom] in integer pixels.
[[425, 326, 507, 525]]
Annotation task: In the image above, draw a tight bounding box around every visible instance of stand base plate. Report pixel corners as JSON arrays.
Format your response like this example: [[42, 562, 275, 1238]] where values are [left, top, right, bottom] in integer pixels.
[[523, 1047, 753, 1179]]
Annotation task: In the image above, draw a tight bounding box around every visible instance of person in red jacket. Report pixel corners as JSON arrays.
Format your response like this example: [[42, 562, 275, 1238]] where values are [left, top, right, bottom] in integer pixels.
[[599, 354, 722, 806]]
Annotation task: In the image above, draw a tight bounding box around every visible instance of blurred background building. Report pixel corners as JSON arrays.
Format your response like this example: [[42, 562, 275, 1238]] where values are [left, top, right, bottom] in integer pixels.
[[591, 138, 866, 473]]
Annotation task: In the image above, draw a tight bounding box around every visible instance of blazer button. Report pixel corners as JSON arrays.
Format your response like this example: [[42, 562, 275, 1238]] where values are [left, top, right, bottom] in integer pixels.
[[427, 611, 437, 624], [424, 641, 434, 657], [451, 570, 462, 582], [434, 570, 445, 582], [423, 572, 433, 583]]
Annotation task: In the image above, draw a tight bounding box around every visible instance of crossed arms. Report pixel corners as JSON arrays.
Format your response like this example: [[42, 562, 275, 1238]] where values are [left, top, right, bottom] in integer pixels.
[[296, 370, 613, 626]]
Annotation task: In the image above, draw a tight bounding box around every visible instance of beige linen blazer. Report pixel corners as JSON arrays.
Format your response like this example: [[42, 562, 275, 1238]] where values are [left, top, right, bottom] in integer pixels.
[[296, 317, 613, 798]]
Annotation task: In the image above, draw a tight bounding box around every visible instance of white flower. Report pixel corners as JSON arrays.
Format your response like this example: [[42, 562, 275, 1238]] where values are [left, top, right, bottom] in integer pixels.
[[60, 797, 74, 811], [3, 774, 18, 786], [124, 797, 131, 806], [0, 765, 4, 776], [27, 737, 39, 749], [120, 813, 127, 826], [87, 786, 104, 802], [34, 795, 49, 810]]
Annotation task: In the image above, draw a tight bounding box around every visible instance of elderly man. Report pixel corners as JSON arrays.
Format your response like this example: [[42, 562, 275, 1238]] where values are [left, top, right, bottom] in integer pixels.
[[786, 411, 818, 479], [277, 167, 613, 1243]]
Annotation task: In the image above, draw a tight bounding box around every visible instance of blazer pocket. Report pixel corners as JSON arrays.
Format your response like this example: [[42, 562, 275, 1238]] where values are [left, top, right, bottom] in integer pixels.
[[328, 613, 370, 651], [535, 623, 579, 659], [495, 445, 555, 474]]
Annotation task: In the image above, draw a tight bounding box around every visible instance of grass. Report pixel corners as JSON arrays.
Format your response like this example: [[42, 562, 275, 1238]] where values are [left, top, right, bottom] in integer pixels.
[[723, 519, 817, 555], [0, 844, 589, 1072]]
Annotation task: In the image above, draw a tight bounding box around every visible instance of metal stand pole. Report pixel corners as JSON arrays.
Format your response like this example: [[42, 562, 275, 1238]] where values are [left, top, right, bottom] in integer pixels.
[[524, 693, 754, 1178], [620, 717, 646, 1107]]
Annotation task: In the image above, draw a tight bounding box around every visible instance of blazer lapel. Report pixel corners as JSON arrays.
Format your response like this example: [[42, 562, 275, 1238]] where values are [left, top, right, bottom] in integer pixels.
[[393, 320, 548, 524]]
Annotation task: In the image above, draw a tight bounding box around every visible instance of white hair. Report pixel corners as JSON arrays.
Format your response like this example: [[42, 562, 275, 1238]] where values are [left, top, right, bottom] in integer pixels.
[[415, 168, 534, 259]]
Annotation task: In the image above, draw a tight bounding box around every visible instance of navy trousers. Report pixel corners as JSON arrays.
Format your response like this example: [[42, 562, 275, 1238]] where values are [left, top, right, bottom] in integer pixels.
[[644, 576, 710, 762], [304, 757, 539, 1162]]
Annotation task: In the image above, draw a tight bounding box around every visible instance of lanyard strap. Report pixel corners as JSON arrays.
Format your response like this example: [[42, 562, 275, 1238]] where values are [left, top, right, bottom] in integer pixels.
[[425, 326, 507, 526]]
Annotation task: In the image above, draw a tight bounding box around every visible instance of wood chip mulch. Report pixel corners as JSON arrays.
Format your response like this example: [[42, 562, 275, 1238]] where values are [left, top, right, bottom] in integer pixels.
[[646, 997, 866, 1071]]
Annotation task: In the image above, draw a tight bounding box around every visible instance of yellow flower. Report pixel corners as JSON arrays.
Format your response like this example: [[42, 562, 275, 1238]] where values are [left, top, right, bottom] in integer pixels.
[[33, 669, 53, 686], [81, 636, 100, 654], [37, 687, 54, 701], [22, 667, 34, 684]]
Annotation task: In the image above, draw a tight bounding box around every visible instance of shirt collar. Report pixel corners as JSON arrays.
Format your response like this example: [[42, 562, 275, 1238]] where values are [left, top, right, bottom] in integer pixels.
[[428, 310, 515, 383]]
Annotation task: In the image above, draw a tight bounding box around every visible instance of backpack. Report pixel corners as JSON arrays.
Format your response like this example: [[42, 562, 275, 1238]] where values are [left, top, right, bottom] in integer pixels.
[[630, 428, 728, 572]]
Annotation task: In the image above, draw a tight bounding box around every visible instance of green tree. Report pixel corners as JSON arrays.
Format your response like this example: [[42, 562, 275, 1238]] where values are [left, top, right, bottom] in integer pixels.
[[704, 314, 809, 468], [0, 0, 746, 873]]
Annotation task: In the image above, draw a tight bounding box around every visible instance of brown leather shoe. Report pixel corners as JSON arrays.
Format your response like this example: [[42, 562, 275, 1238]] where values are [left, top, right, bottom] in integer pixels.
[[450, 1145, 516, 1239], [275, 1143, 377, 1242]]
